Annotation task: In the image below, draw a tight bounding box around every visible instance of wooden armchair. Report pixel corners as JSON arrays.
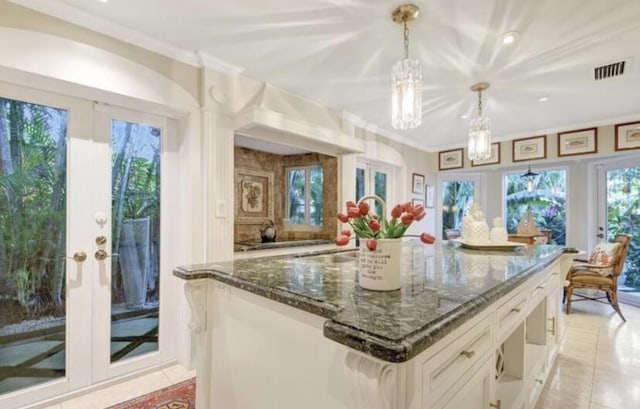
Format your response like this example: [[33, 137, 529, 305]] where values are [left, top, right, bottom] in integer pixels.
[[565, 234, 631, 321]]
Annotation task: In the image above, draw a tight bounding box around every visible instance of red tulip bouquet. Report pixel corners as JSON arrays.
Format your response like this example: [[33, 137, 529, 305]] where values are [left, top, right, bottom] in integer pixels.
[[335, 197, 436, 251]]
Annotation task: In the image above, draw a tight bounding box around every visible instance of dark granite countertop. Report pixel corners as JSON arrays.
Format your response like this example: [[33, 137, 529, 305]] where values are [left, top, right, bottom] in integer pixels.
[[174, 242, 564, 363], [234, 239, 333, 252]]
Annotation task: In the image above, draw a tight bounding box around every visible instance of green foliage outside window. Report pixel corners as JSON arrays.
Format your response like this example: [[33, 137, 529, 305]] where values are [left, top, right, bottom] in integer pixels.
[[505, 170, 566, 246], [288, 166, 323, 226], [606, 167, 640, 289]]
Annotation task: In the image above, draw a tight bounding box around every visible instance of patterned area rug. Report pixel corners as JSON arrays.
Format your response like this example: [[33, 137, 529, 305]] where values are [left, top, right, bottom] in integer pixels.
[[106, 378, 195, 409]]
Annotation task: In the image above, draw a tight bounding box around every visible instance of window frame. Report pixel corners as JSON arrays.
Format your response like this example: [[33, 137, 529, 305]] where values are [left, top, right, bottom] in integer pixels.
[[284, 164, 324, 230]]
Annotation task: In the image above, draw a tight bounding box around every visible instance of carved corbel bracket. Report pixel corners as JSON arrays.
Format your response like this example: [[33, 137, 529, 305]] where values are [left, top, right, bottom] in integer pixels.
[[184, 280, 209, 334], [345, 351, 402, 409]]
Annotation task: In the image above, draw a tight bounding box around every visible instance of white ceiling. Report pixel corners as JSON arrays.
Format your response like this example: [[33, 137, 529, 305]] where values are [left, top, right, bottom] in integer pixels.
[[13, 0, 640, 151]]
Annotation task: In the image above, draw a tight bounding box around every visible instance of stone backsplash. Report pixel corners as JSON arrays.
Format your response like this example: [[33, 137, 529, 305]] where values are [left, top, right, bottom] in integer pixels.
[[234, 146, 337, 244]]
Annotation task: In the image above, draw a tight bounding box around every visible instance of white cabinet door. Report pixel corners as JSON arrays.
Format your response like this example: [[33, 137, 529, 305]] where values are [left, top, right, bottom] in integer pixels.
[[435, 356, 494, 409]]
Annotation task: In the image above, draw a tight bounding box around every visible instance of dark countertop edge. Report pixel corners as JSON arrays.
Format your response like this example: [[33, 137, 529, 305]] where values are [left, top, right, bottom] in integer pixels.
[[234, 239, 334, 252], [322, 249, 564, 363], [173, 266, 340, 319]]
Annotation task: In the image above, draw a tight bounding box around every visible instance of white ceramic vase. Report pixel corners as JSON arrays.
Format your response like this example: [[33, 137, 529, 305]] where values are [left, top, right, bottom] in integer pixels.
[[490, 217, 508, 243], [358, 239, 402, 291]]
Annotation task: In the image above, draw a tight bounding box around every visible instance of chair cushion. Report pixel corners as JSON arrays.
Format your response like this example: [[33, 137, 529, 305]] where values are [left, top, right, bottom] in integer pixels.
[[570, 273, 614, 288], [588, 242, 620, 268]]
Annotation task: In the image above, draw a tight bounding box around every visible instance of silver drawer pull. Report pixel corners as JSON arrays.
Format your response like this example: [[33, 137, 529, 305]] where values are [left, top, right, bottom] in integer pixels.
[[536, 284, 546, 289], [547, 316, 556, 335], [510, 307, 521, 314], [459, 350, 475, 359], [535, 378, 544, 384]]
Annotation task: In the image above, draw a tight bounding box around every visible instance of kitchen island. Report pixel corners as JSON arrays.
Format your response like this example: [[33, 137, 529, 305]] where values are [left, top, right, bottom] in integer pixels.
[[174, 242, 569, 409]]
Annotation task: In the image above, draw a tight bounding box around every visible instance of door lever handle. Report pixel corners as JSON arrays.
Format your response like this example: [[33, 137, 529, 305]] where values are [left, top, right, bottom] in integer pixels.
[[67, 252, 87, 262], [94, 250, 119, 261]]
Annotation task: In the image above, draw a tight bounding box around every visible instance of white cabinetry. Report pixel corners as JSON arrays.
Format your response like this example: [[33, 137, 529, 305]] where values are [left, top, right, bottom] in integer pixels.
[[420, 258, 564, 409]]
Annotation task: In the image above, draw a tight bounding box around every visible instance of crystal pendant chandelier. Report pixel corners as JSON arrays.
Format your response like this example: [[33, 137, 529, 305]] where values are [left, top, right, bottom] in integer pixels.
[[468, 82, 492, 160], [391, 4, 422, 130]]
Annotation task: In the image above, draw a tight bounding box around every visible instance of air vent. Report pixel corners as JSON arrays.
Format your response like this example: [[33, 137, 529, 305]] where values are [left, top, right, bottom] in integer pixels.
[[594, 60, 626, 80]]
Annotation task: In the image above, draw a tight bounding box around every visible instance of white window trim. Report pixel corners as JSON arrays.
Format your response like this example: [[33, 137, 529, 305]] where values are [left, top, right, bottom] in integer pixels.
[[284, 164, 323, 230]]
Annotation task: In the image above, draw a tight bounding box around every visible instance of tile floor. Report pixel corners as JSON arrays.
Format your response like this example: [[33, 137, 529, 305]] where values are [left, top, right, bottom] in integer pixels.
[[38, 300, 640, 409], [536, 300, 640, 409], [41, 364, 195, 409]]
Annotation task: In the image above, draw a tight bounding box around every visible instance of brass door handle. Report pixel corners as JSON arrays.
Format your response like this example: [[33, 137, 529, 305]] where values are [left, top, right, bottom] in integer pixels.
[[459, 350, 475, 359], [489, 400, 501, 409], [68, 252, 87, 262], [95, 250, 118, 261]]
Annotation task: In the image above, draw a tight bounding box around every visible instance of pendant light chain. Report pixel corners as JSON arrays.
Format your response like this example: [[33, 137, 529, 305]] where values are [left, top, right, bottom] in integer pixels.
[[478, 89, 483, 117], [403, 20, 410, 59]]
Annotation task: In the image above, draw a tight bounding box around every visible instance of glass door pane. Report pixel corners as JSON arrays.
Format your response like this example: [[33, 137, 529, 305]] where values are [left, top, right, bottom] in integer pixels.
[[605, 165, 640, 300], [373, 170, 387, 217], [0, 97, 68, 393], [441, 181, 475, 239], [110, 119, 161, 363]]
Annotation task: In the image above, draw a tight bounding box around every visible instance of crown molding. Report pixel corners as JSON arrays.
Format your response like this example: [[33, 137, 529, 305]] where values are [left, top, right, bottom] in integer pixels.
[[9, 0, 244, 76]]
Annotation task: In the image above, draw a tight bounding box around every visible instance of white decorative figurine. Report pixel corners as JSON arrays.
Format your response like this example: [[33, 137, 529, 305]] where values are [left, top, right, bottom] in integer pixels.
[[461, 203, 490, 243], [490, 217, 509, 243]]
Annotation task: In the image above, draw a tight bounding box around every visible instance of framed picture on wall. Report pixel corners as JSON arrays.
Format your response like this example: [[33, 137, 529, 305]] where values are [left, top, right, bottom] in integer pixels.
[[412, 173, 425, 194], [471, 143, 501, 166], [558, 128, 598, 156], [234, 168, 275, 224], [411, 198, 424, 208], [512, 136, 546, 162], [615, 121, 640, 151], [425, 185, 435, 208], [439, 148, 464, 170]]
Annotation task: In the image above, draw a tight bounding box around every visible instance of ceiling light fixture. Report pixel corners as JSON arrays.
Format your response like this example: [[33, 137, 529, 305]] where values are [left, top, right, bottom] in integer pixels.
[[468, 82, 492, 161], [538, 96, 548, 102], [521, 165, 539, 192], [391, 4, 422, 130]]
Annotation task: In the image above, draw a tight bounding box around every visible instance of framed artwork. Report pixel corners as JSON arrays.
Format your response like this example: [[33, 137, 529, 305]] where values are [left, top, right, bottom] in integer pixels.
[[425, 185, 435, 208], [412, 173, 425, 194], [512, 136, 546, 162], [471, 143, 501, 167], [234, 168, 274, 224], [615, 121, 640, 151], [439, 148, 464, 170], [558, 128, 598, 156], [411, 198, 424, 208]]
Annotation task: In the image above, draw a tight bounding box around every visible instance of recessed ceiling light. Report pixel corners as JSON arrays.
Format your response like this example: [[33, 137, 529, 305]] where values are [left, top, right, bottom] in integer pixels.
[[538, 97, 549, 102], [97, 0, 108, 3], [460, 114, 469, 119], [500, 31, 519, 45]]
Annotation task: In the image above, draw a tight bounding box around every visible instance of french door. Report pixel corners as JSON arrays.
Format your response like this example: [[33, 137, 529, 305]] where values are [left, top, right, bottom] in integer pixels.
[[0, 83, 176, 408], [356, 162, 392, 217], [597, 158, 640, 306]]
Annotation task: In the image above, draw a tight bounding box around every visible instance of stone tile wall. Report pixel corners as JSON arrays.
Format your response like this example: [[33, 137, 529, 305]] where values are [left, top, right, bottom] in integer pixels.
[[234, 146, 337, 244]]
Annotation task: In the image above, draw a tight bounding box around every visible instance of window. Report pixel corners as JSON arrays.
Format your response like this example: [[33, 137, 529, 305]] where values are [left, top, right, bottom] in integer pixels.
[[504, 169, 567, 245], [286, 165, 323, 226]]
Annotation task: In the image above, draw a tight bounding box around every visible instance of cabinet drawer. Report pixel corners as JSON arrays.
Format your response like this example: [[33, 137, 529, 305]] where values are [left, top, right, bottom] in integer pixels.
[[529, 277, 548, 308], [497, 291, 528, 342], [422, 315, 493, 404]]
